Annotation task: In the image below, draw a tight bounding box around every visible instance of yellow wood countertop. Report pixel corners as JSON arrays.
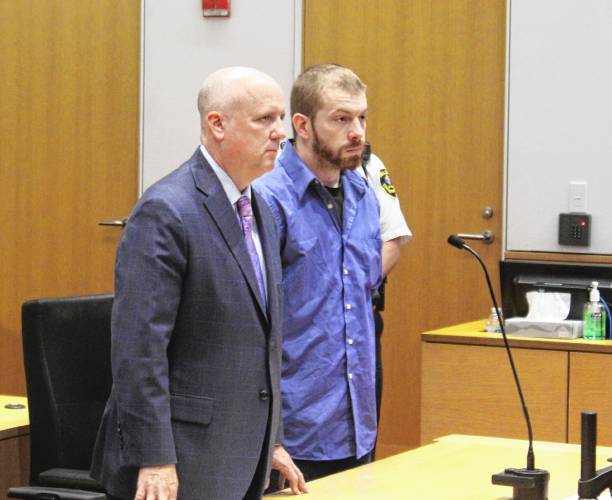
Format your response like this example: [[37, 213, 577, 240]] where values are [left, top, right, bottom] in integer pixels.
[[0, 395, 29, 439], [422, 320, 612, 353], [266, 434, 612, 499]]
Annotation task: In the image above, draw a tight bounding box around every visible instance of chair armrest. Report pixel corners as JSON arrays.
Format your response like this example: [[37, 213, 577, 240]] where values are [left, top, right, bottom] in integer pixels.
[[7, 486, 107, 500], [37, 469, 104, 492]]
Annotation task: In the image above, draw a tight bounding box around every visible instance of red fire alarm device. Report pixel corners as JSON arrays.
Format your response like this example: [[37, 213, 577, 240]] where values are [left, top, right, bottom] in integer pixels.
[[202, 0, 230, 17]]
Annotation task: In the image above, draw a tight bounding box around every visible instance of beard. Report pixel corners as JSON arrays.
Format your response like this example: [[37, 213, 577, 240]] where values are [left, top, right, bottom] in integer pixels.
[[312, 124, 363, 170]]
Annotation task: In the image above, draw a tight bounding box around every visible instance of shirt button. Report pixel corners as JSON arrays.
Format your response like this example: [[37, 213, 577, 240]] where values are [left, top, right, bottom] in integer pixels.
[[327, 203, 334, 209], [343, 268, 349, 275], [259, 389, 269, 401], [347, 338, 354, 345], [348, 373, 353, 380], [345, 304, 352, 310]]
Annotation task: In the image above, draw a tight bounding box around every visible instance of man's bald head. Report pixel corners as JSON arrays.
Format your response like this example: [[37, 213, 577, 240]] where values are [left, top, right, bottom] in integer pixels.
[[197, 67, 281, 124]]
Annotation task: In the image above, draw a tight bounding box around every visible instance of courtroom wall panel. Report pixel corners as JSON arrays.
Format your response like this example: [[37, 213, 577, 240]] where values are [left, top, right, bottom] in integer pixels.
[[0, 1, 140, 394]]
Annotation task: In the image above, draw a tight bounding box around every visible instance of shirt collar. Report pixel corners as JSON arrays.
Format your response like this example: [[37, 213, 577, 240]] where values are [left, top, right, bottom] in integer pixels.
[[277, 141, 319, 200], [200, 144, 251, 206]]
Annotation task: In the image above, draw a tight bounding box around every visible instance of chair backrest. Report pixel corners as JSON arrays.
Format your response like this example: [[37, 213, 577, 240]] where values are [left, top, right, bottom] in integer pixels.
[[22, 294, 113, 483]]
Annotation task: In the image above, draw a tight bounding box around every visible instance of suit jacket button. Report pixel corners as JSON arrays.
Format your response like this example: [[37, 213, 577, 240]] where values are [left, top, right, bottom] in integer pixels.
[[259, 389, 269, 401]]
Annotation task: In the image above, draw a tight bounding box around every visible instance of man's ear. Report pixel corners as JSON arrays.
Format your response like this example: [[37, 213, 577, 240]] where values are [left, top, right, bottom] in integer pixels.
[[292, 113, 311, 140], [206, 111, 225, 140]]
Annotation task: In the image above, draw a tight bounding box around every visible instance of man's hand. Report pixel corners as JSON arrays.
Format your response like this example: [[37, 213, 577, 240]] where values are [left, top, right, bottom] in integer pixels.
[[271, 445, 309, 494], [134, 464, 178, 500]]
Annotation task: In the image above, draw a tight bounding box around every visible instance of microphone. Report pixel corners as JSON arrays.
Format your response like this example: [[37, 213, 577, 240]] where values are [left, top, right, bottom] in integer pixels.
[[447, 234, 549, 500], [447, 234, 466, 250]]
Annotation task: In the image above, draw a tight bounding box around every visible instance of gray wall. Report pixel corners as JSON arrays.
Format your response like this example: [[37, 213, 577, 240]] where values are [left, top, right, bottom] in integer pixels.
[[140, 0, 301, 192], [505, 0, 612, 255]]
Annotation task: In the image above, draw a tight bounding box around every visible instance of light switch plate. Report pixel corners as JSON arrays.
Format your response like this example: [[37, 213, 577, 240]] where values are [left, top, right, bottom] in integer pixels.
[[569, 181, 587, 212]]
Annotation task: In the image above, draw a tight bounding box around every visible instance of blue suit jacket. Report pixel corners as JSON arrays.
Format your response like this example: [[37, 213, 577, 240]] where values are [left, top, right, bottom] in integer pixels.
[[91, 149, 283, 500]]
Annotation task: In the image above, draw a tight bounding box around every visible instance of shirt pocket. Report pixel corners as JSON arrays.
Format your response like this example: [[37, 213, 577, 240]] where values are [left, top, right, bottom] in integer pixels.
[[283, 235, 318, 263], [170, 393, 214, 425], [282, 236, 318, 286]]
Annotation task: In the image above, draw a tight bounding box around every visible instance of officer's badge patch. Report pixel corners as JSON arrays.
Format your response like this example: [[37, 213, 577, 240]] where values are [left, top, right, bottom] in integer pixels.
[[379, 169, 397, 197]]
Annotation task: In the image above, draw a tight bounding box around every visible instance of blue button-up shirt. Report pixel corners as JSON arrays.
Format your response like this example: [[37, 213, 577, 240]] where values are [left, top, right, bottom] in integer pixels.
[[254, 142, 382, 460]]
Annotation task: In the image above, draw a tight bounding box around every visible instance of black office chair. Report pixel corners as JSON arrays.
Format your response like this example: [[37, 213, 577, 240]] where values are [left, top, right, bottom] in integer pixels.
[[8, 294, 114, 500]]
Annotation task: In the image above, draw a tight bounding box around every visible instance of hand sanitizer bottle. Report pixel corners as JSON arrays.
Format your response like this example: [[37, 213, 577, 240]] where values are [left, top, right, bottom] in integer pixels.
[[583, 281, 607, 340], [486, 307, 502, 333]]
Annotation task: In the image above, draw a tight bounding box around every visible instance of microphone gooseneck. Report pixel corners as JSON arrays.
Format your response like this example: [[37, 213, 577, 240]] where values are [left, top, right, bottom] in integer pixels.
[[447, 234, 548, 499], [459, 240, 534, 470]]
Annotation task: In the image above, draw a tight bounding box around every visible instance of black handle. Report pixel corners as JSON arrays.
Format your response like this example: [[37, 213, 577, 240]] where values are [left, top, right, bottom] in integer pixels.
[[581, 410, 597, 481]]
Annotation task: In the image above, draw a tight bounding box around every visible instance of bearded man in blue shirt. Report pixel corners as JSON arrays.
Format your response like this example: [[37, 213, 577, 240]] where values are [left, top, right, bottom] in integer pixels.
[[254, 64, 382, 489]]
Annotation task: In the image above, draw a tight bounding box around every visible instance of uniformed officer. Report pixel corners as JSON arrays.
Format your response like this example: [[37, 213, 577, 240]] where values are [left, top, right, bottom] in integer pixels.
[[358, 143, 412, 429]]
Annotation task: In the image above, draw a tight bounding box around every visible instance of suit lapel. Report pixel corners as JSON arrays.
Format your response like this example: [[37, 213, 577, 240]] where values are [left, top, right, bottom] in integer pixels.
[[190, 150, 268, 321]]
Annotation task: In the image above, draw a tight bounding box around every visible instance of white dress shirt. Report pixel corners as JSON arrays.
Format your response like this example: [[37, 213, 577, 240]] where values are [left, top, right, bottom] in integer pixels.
[[199, 144, 268, 294]]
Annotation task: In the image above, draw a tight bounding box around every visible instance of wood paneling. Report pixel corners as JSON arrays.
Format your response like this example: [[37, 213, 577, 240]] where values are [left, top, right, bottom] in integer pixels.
[[304, 0, 507, 450], [421, 342, 568, 444], [568, 352, 612, 446], [0, 433, 29, 494], [0, 1, 140, 394]]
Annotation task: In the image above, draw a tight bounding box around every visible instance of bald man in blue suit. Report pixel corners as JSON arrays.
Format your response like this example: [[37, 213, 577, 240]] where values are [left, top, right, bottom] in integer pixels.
[[91, 67, 306, 500]]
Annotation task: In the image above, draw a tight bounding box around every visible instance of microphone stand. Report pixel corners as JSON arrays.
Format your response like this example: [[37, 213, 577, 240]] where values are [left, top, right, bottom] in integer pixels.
[[447, 235, 549, 500], [578, 410, 612, 499]]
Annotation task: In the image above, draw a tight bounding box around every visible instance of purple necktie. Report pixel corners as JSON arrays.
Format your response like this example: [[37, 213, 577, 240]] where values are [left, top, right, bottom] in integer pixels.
[[237, 196, 267, 309]]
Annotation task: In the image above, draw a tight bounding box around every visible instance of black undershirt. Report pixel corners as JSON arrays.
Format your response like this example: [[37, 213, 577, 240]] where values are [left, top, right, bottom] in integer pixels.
[[325, 184, 344, 224]]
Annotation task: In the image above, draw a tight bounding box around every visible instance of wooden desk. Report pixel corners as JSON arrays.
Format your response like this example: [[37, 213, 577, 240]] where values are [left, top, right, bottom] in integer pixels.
[[266, 435, 612, 499], [0, 395, 30, 494], [421, 321, 612, 446]]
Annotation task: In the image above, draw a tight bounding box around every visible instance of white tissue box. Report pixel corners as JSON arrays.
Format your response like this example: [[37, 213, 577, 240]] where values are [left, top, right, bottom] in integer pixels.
[[505, 318, 583, 339]]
